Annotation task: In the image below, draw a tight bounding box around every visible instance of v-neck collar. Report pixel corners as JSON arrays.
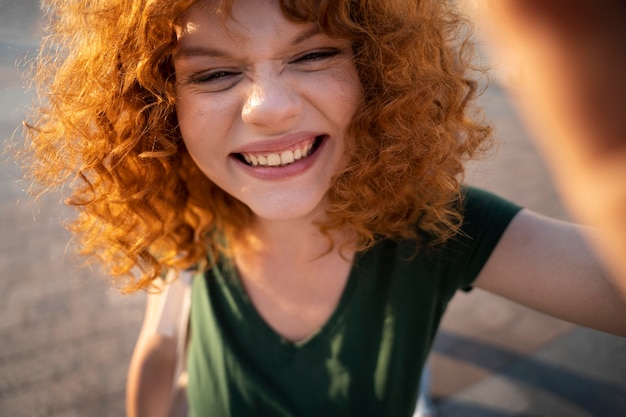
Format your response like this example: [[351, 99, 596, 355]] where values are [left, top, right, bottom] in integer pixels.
[[215, 250, 365, 351]]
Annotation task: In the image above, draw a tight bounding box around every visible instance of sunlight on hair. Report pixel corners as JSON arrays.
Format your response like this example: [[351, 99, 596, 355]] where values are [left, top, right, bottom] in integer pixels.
[[177, 21, 199, 39]]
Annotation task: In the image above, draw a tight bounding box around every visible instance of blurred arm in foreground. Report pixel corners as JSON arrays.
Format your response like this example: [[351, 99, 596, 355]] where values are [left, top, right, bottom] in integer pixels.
[[462, 0, 626, 296]]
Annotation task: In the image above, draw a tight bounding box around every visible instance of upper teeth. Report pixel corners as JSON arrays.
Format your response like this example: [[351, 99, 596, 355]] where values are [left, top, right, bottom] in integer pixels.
[[242, 142, 315, 167]]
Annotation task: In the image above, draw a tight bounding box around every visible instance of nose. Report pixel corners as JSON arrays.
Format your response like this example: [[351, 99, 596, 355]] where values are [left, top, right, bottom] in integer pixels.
[[241, 78, 302, 129]]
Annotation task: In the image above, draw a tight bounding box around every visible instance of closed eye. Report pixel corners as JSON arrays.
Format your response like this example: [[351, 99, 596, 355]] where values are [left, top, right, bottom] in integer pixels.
[[189, 70, 241, 84], [291, 48, 342, 64]]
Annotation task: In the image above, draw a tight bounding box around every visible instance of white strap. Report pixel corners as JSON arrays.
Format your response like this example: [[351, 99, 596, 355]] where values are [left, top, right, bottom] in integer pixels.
[[155, 269, 193, 337]]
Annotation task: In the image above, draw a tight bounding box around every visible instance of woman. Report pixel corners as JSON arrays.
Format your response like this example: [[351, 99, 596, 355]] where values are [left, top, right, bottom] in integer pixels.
[[21, 0, 626, 416]]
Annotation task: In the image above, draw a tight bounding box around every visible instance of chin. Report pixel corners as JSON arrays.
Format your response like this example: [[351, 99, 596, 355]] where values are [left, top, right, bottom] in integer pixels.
[[246, 194, 328, 223]]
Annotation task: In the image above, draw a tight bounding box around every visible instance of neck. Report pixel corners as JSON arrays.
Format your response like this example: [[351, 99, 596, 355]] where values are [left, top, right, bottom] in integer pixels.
[[230, 211, 356, 279], [242, 216, 348, 260], [227, 212, 357, 343]]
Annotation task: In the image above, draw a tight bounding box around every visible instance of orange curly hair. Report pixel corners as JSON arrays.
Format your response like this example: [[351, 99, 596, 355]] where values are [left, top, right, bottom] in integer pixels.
[[22, 0, 492, 292]]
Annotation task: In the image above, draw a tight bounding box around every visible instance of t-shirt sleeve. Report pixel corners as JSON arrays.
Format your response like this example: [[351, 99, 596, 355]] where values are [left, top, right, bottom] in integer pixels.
[[437, 186, 523, 297]]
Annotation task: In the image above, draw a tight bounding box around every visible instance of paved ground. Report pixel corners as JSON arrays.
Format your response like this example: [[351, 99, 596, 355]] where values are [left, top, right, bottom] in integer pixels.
[[1, 1, 625, 417]]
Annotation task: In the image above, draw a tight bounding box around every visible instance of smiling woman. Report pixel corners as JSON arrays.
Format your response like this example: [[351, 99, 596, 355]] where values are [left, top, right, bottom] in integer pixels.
[[22, 0, 489, 291], [19, 0, 626, 416]]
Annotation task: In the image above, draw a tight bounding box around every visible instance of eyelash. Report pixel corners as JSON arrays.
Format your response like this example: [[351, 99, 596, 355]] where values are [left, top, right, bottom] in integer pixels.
[[291, 48, 342, 64], [189, 70, 240, 84]]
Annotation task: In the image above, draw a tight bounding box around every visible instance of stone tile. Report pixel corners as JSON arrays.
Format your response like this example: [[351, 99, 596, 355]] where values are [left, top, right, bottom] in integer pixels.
[[430, 354, 489, 399]]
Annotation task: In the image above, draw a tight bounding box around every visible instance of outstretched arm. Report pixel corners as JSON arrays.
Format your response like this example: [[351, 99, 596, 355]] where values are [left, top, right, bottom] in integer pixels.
[[475, 209, 626, 337], [462, 0, 626, 295]]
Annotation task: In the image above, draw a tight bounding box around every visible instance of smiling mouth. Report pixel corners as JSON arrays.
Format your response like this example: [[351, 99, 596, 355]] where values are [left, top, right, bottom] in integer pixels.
[[236, 135, 326, 167]]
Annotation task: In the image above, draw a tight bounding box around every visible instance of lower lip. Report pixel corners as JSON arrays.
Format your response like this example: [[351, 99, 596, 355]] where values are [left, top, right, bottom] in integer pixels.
[[233, 136, 328, 181]]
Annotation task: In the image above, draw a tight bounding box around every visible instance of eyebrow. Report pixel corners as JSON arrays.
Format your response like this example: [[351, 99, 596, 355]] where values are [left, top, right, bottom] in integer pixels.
[[174, 25, 322, 59], [291, 25, 322, 47]]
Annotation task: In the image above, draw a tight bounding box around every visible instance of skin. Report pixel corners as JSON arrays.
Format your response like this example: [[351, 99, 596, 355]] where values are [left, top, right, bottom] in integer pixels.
[[127, 1, 626, 416]]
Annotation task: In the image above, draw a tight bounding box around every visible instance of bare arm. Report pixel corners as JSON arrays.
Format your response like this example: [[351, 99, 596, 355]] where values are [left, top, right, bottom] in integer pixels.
[[462, 0, 626, 295], [126, 290, 176, 417], [475, 209, 626, 337]]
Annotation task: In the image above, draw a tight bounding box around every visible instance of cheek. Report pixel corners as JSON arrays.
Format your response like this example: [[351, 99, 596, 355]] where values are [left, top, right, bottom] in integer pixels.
[[176, 95, 229, 148], [330, 70, 362, 123], [332, 72, 362, 159], [176, 104, 216, 174], [175, 93, 198, 135]]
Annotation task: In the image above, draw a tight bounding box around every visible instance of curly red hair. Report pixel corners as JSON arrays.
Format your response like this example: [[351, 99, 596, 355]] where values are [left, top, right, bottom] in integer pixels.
[[22, 0, 492, 292]]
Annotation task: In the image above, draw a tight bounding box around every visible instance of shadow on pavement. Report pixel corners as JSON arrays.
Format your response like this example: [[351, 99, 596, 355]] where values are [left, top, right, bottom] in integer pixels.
[[433, 330, 626, 417]]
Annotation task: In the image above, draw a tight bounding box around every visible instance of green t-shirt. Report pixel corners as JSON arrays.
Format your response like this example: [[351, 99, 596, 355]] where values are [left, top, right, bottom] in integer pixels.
[[187, 187, 521, 417]]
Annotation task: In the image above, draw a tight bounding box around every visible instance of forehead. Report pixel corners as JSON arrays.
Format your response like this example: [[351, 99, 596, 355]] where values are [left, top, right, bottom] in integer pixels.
[[173, 0, 332, 59], [177, 0, 293, 40]]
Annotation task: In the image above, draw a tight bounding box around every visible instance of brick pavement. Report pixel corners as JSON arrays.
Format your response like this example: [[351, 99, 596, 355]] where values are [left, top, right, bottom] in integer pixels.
[[1, 2, 625, 417]]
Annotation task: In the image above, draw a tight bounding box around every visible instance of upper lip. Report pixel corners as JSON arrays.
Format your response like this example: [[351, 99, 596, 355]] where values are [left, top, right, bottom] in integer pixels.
[[231, 131, 325, 154]]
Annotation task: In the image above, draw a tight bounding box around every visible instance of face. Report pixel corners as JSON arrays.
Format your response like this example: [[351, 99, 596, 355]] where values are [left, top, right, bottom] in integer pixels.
[[173, 0, 362, 224]]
